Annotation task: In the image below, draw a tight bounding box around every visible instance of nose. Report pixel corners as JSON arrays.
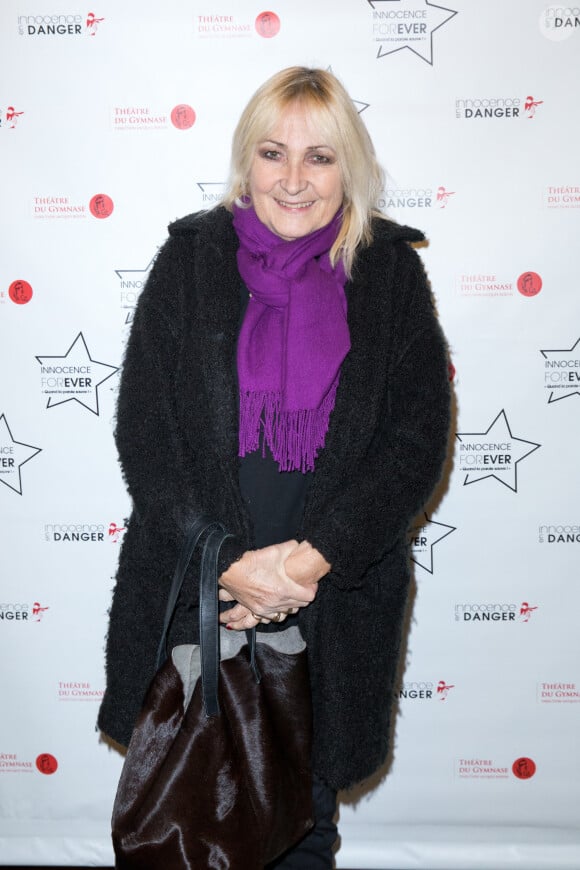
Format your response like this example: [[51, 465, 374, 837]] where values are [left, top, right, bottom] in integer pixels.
[[280, 158, 307, 196]]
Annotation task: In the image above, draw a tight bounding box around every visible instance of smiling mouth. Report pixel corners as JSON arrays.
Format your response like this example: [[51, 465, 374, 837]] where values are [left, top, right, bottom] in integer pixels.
[[276, 200, 315, 209]]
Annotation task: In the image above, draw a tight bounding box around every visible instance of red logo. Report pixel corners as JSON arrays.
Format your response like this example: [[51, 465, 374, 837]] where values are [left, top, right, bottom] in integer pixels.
[[6, 107, 24, 128], [519, 601, 538, 623], [9, 280, 33, 305], [86, 12, 105, 36], [436, 186, 455, 209], [32, 602, 50, 622], [171, 104, 196, 130], [436, 680, 455, 700], [108, 521, 126, 543], [517, 271, 542, 297], [36, 753, 58, 775], [89, 193, 114, 219], [255, 11, 280, 37], [512, 757, 536, 779], [524, 96, 543, 119]]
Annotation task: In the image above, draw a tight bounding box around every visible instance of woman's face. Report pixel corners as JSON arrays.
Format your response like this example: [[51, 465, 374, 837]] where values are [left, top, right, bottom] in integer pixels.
[[247, 103, 344, 241]]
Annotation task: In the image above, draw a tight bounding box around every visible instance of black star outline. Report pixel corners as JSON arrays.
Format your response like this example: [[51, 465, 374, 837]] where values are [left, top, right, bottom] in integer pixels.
[[409, 512, 456, 574], [456, 409, 540, 492], [196, 182, 227, 194], [35, 332, 119, 416], [368, 0, 458, 65], [114, 255, 157, 287], [353, 99, 370, 114], [326, 67, 370, 114], [540, 337, 580, 404], [0, 414, 42, 495]]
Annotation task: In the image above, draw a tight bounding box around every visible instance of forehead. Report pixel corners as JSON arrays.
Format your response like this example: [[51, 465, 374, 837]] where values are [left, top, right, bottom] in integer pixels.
[[261, 102, 334, 147]]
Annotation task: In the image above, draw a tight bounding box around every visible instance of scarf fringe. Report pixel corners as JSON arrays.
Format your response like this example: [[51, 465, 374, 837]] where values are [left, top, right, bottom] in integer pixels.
[[239, 385, 338, 473]]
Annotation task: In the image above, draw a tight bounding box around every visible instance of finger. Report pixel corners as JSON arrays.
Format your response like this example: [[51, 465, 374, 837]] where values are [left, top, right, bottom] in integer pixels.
[[218, 603, 248, 624], [226, 611, 264, 631], [276, 539, 300, 559], [259, 608, 291, 624], [250, 611, 271, 624], [218, 588, 235, 602]]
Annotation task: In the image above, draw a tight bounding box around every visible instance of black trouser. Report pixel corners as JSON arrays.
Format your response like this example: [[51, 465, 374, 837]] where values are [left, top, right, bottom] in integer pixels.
[[266, 775, 338, 869]]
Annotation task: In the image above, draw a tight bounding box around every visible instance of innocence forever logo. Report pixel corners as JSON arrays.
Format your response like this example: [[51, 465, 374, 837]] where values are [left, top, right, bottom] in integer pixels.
[[369, 0, 458, 65], [456, 410, 540, 492], [0, 415, 41, 495], [36, 332, 118, 415]]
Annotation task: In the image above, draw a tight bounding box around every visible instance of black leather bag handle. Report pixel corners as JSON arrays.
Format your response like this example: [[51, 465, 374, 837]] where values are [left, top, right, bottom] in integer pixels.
[[155, 517, 260, 716], [155, 515, 218, 670], [199, 526, 262, 716], [199, 525, 231, 715]]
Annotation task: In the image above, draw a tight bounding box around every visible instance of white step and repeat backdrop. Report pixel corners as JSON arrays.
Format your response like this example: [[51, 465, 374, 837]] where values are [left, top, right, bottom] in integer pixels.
[[1, 0, 579, 867]]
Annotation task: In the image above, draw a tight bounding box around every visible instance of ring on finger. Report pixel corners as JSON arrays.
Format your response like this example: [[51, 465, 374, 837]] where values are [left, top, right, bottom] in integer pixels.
[[271, 611, 285, 623]]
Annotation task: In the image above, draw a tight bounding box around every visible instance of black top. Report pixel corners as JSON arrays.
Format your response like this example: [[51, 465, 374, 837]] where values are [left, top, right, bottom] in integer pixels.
[[238, 442, 312, 548]]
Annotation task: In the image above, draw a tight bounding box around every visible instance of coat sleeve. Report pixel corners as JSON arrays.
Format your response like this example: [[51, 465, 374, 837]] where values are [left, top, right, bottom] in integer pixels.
[[114, 236, 244, 568], [115, 237, 193, 525], [303, 245, 452, 589]]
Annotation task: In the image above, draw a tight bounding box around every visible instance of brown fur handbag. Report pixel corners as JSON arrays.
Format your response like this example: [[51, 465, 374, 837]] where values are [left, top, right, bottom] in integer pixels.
[[111, 518, 314, 869]]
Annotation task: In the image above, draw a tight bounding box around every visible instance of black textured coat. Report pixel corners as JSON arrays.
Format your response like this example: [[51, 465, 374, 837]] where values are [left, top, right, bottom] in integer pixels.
[[97, 206, 450, 790]]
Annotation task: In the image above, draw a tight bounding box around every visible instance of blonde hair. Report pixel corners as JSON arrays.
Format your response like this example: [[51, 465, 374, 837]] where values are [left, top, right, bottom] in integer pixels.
[[221, 67, 385, 275]]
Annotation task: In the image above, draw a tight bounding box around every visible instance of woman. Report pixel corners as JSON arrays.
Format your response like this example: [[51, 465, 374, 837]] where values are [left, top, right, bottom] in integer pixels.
[[98, 67, 451, 868]]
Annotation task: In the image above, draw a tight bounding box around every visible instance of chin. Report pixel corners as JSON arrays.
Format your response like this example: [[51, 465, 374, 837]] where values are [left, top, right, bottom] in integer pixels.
[[271, 218, 322, 241]]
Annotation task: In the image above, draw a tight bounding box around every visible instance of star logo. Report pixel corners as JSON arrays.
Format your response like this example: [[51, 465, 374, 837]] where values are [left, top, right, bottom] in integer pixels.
[[456, 410, 540, 492], [115, 256, 156, 298], [116, 256, 155, 325], [368, 0, 458, 65], [540, 337, 580, 404], [353, 99, 370, 114], [36, 332, 118, 415], [409, 512, 456, 573], [196, 182, 227, 205], [0, 414, 41, 495], [327, 67, 370, 113]]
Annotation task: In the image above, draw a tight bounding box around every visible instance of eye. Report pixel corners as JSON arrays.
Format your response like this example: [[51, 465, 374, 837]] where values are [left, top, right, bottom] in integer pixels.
[[260, 149, 281, 161], [309, 153, 334, 165]]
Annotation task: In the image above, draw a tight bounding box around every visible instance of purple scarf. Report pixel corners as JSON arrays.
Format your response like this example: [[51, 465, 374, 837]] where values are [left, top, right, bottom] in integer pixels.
[[233, 204, 350, 473]]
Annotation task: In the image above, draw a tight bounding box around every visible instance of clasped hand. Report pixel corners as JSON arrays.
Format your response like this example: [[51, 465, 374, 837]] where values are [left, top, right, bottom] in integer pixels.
[[218, 540, 330, 631]]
